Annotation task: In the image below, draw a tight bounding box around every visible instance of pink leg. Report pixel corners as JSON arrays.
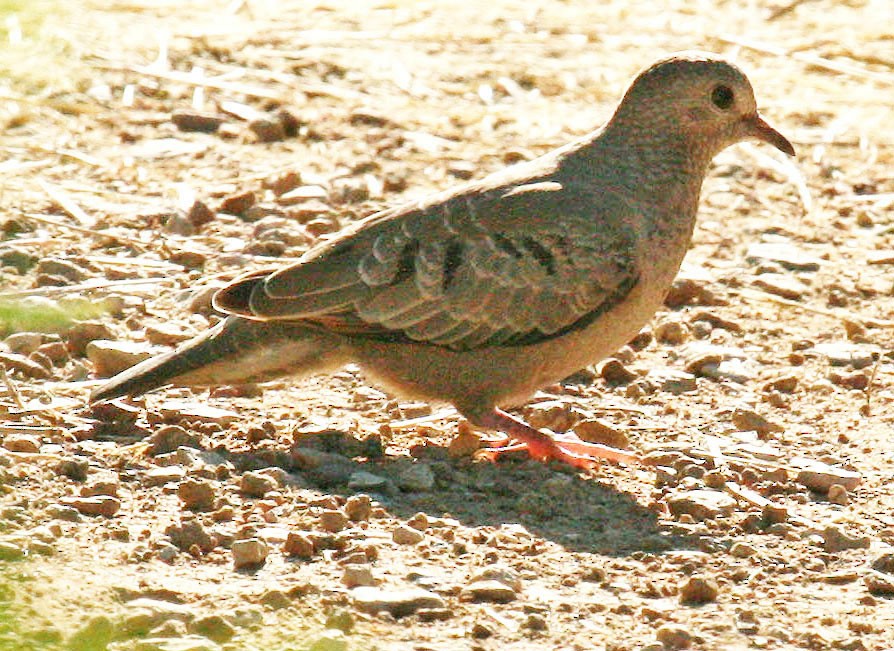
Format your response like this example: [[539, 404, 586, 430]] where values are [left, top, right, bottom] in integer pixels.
[[473, 408, 639, 470]]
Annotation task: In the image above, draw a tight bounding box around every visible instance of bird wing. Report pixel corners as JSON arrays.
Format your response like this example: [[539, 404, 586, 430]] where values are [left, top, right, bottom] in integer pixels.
[[214, 179, 640, 351]]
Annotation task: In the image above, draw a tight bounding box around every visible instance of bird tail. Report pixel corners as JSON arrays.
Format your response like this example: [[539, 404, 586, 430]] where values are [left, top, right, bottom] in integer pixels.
[[90, 317, 345, 402]]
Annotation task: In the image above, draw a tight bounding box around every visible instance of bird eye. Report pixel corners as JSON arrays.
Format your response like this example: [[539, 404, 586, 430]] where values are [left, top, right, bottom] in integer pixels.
[[711, 84, 735, 110]]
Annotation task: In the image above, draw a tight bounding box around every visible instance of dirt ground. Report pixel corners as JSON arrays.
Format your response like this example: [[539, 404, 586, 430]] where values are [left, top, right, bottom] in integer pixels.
[[1, 1, 894, 649]]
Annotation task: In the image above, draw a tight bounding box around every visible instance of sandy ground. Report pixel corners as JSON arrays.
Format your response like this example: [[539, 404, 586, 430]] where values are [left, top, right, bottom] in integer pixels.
[[1, 1, 894, 649]]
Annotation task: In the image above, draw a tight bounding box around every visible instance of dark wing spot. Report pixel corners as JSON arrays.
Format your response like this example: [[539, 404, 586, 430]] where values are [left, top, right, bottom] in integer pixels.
[[390, 239, 419, 286], [520, 237, 556, 275], [492, 233, 523, 258], [443, 240, 465, 291]]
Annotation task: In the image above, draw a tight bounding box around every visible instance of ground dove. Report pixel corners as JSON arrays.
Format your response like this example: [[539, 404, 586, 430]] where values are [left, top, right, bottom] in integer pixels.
[[92, 52, 795, 470]]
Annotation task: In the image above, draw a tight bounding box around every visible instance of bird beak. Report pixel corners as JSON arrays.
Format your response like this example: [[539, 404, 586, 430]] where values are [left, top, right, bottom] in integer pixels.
[[744, 113, 795, 156]]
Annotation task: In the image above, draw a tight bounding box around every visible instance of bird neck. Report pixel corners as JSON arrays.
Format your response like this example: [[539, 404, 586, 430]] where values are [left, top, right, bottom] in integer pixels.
[[564, 122, 716, 240]]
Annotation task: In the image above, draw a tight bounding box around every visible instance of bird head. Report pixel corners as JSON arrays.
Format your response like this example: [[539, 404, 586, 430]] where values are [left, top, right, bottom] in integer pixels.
[[612, 52, 794, 160]]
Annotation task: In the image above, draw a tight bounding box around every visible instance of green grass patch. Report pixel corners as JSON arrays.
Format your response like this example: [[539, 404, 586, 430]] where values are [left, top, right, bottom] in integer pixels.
[[0, 298, 112, 336]]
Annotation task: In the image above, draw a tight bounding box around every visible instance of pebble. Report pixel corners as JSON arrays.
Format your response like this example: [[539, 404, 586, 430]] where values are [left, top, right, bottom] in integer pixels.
[[147, 425, 199, 456], [121, 598, 197, 634], [0, 352, 51, 379], [572, 418, 629, 448], [218, 190, 257, 217], [240, 471, 277, 498], [347, 470, 393, 492], [729, 542, 757, 558], [396, 462, 435, 492], [85, 340, 154, 377], [319, 509, 350, 533], [54, 457, 87, 482], [4, 332, 43, 355], [827, 483, 849, 505], [0, 541, 25, 561], [795, 462, 861, 492], [667, 490, 736, 520], [158, 401, 240, 426], [130, 636, 221, 651], [469, 566, 523, 591], [752, 273, 809, 300], [166, 518, 217, 553], [46, 504, 82, 522], [871, 552, 894, 574], [145, 322, 194, 346], [284, 531, 315, 558], [172, 109, 225, 132], [307, 629, 348, 651], [392, 525, 424, 545], [653, 315, 691, 344], [461, 580, 517, 603], [731, 408, 783, 435], [232, 538, 269, 568], [278, 185, 329, 205], [342, 565, 376, 588], [178, 479, 217, 511], [655, 624, 693, 649], [598, 358, 637, 384], [821, 525, 870, 553], [344, 494, 372, 521], [746, 241, 822, 271], [813, 342, 878, 369], [188, 614, 236, 644], [679, 574, 719, 603], [351, 586, 445, 617], [61, 496, 121, 517], [863, 570, 894, 596], [649, 368, 697, 394], [144, 466, 187, 487], [1, 434, 41, 453]]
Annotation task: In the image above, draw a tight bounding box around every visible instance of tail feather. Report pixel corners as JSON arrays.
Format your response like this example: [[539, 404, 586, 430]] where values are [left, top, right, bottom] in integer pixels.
[[90, 317, 345, 402]]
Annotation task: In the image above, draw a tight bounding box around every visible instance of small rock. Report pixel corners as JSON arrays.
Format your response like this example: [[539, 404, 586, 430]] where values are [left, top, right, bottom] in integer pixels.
[[462, 580, 517, 603], [178, 479, 217, 511], [319, 509, 350, 533], [344, 494, 372, 521], [144, 466, 187, 487], [46, 504, 82, 522], [278, 185, 328, 205], [342, 565, 376, 588], [392, 525, 424, 545], [572, 418, 629, 448], [1, 434, 41, 453], [863, 570, 894, 596], [172, 110, 224, 133], [396, 462, 435, 492], [158, 401, 239, 426], [166, 518, 217, 553], [186, 200, 216, 228], [130, 636, 220, 651], [654, 316, 690, 344], [871, 552, 894, 574], [656, 624, 693, 649], [813, 342, 878, 369], [679, 574, 719, 603], [753, 273, 809, 300], [351, 586, 444, 617], [85, 340, 154, 377], [406, 512, 429, 531], [650, 368, 697, 394], [0, 541, 25, 561], [729, 542, 757, 558], [61, 496, 120, 517], [763, 374, 799, 394], [0, 352, 51, 379], [731, 408, 783, 435], [249, 116, 286, 142], [307, 629, 348, 651], [796, 463, 861, 492], [218, 190, 256, 217], [4, 332, 43, 355], [80, 477, 119, 497], [347, 470, 392, 492], [145, 322, 194, 346], [283, 531, 315, 558], [240, 471, 277, 498], [667, 490, 736, 520], [147, 425, 199, 456], [188, 614, 235, 644], [598, 358, 637, 384], [827, 483, 849, 505], [55, 456, 90, 481], [232, 538, 268, 568], [746, 242, 822, 271], [66, 321, 115, 357], [822, 525, 870, 553]]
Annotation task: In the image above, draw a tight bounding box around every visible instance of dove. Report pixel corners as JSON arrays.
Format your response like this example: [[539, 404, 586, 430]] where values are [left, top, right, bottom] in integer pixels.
[[91, 52, 794, 470]]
